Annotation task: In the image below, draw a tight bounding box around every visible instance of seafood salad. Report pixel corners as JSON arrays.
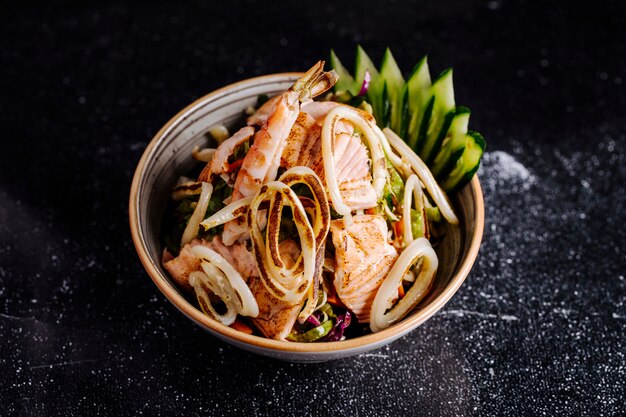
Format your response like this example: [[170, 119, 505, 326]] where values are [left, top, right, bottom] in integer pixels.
[[161, 49, 485, 342]]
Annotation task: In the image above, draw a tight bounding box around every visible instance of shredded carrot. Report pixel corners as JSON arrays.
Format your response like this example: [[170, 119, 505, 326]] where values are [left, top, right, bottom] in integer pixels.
[[398, 283, 405, 299], [393, 221, 403, 238], [230, 319, 253, 334], [327, 293, 346, 308], [226, 159, 244, 173]]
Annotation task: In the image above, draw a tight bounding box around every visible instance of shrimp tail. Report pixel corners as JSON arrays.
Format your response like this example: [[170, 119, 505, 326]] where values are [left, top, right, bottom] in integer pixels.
[[291, 61, 338, 102]]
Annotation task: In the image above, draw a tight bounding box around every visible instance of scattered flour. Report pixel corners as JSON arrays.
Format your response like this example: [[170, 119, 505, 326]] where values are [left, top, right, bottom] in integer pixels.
[[479, 151, 536, 190]]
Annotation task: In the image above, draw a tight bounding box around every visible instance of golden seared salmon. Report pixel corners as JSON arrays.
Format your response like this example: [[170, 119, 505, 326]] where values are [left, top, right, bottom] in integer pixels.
[[280, 112, 318, 169], [281, 111, 378, 211], [162, 238, 258, 292], [330, 215, 398, 323], [208, 237, 259, 281], [250, 240, 305, 340], [331, 128, 378, 210]]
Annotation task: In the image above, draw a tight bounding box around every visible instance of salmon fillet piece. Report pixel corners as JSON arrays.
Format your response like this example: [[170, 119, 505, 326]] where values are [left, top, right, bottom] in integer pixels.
[[330, 215, 398, 323], [162, 237, 258, 292], [281, 112, 318, 168], [250, 240, 306, 340], [282, 107, 378, 211]]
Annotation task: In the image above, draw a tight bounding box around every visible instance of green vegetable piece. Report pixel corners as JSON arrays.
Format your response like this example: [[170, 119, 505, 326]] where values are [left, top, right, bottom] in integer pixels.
[[206, 178, 228, 216], [426, 207, 442, 223], [411, 208, 426, 239], [431, 68, 455, 110], [355, 45, 380, 91], [440, 131, 486, 193], [386, 156, 404, 201], [398, 86, 410, 139], [318, 303, 336, 319], [381, 82, 391, 127], [355, 45, 384, 122], [406, 56, 432, 148], [430, 108, 457, 163], [431, 106, 471, 178], [406, 56, 432, 114], [330, 49, 357, 94], [420, 68, 456, 163], [379, 48, 406, 132], [287, 320, 333, 342], [413, 96, 435, 154], [164, 196, 199, 254], [327, 47, 487, 196]]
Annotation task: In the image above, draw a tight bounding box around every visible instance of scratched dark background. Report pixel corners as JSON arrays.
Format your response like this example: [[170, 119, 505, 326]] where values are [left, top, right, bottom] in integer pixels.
[[1, 0, 625, 415]]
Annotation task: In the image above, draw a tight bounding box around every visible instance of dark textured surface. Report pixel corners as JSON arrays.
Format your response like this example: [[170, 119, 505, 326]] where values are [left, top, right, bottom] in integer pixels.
[[1, 1, 625, 415]]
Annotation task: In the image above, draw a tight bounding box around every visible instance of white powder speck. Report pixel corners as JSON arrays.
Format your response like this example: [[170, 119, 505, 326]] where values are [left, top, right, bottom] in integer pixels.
[[482, 151, 534, 182]]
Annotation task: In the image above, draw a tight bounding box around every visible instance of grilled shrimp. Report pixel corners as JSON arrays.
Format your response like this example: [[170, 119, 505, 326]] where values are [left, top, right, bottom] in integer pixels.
[[197, 126, 255, 182], [232, 61, 337, 201], [222, 62, 337, 245]]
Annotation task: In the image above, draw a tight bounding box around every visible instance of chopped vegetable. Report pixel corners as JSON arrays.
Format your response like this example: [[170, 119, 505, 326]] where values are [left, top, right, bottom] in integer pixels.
[[230, 319, 254, 334], [287, 320, 333, 342], [330, 49, 357, 94], [163, 196, 198, 254], [329, 46, 486, 192], [358, 70, 371, 96], [410, 209, 425, 239], [386, 157, 405, 201], [209, 125, 230, 143], [322, 310, 352, 342], [426, 207, 441, 223]]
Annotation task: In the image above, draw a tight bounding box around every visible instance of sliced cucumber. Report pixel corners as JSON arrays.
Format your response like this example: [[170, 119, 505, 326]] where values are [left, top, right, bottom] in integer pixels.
[[448, 106, 471, 135], [328, 47, 487, 196], [380, 82, 391, 127], [431, 68, 455, 110], [406, 56, 432, 148], [431, 106, 471, 178], [355, 45, 379, 88], [398, 86, 410, 139], [379, 48, 406, 132], [440, 131, 486, 193], [406, 56, 432, 114], [330, 49, 356, 94], [419, 68, 456, 163], [414, 95, 435, 153], [355, 46, 385, 122]]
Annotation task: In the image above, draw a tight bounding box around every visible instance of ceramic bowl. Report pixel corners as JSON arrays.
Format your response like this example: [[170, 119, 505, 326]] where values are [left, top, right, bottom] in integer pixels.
[[129, 73, 484, 362]]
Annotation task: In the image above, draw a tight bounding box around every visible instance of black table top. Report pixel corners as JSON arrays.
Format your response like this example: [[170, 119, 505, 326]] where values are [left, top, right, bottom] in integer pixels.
[[1, 1, 625, 415]]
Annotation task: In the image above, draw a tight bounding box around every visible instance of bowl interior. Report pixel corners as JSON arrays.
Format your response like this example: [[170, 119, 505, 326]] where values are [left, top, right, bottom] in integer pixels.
[[130, 74, 483, 360]]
